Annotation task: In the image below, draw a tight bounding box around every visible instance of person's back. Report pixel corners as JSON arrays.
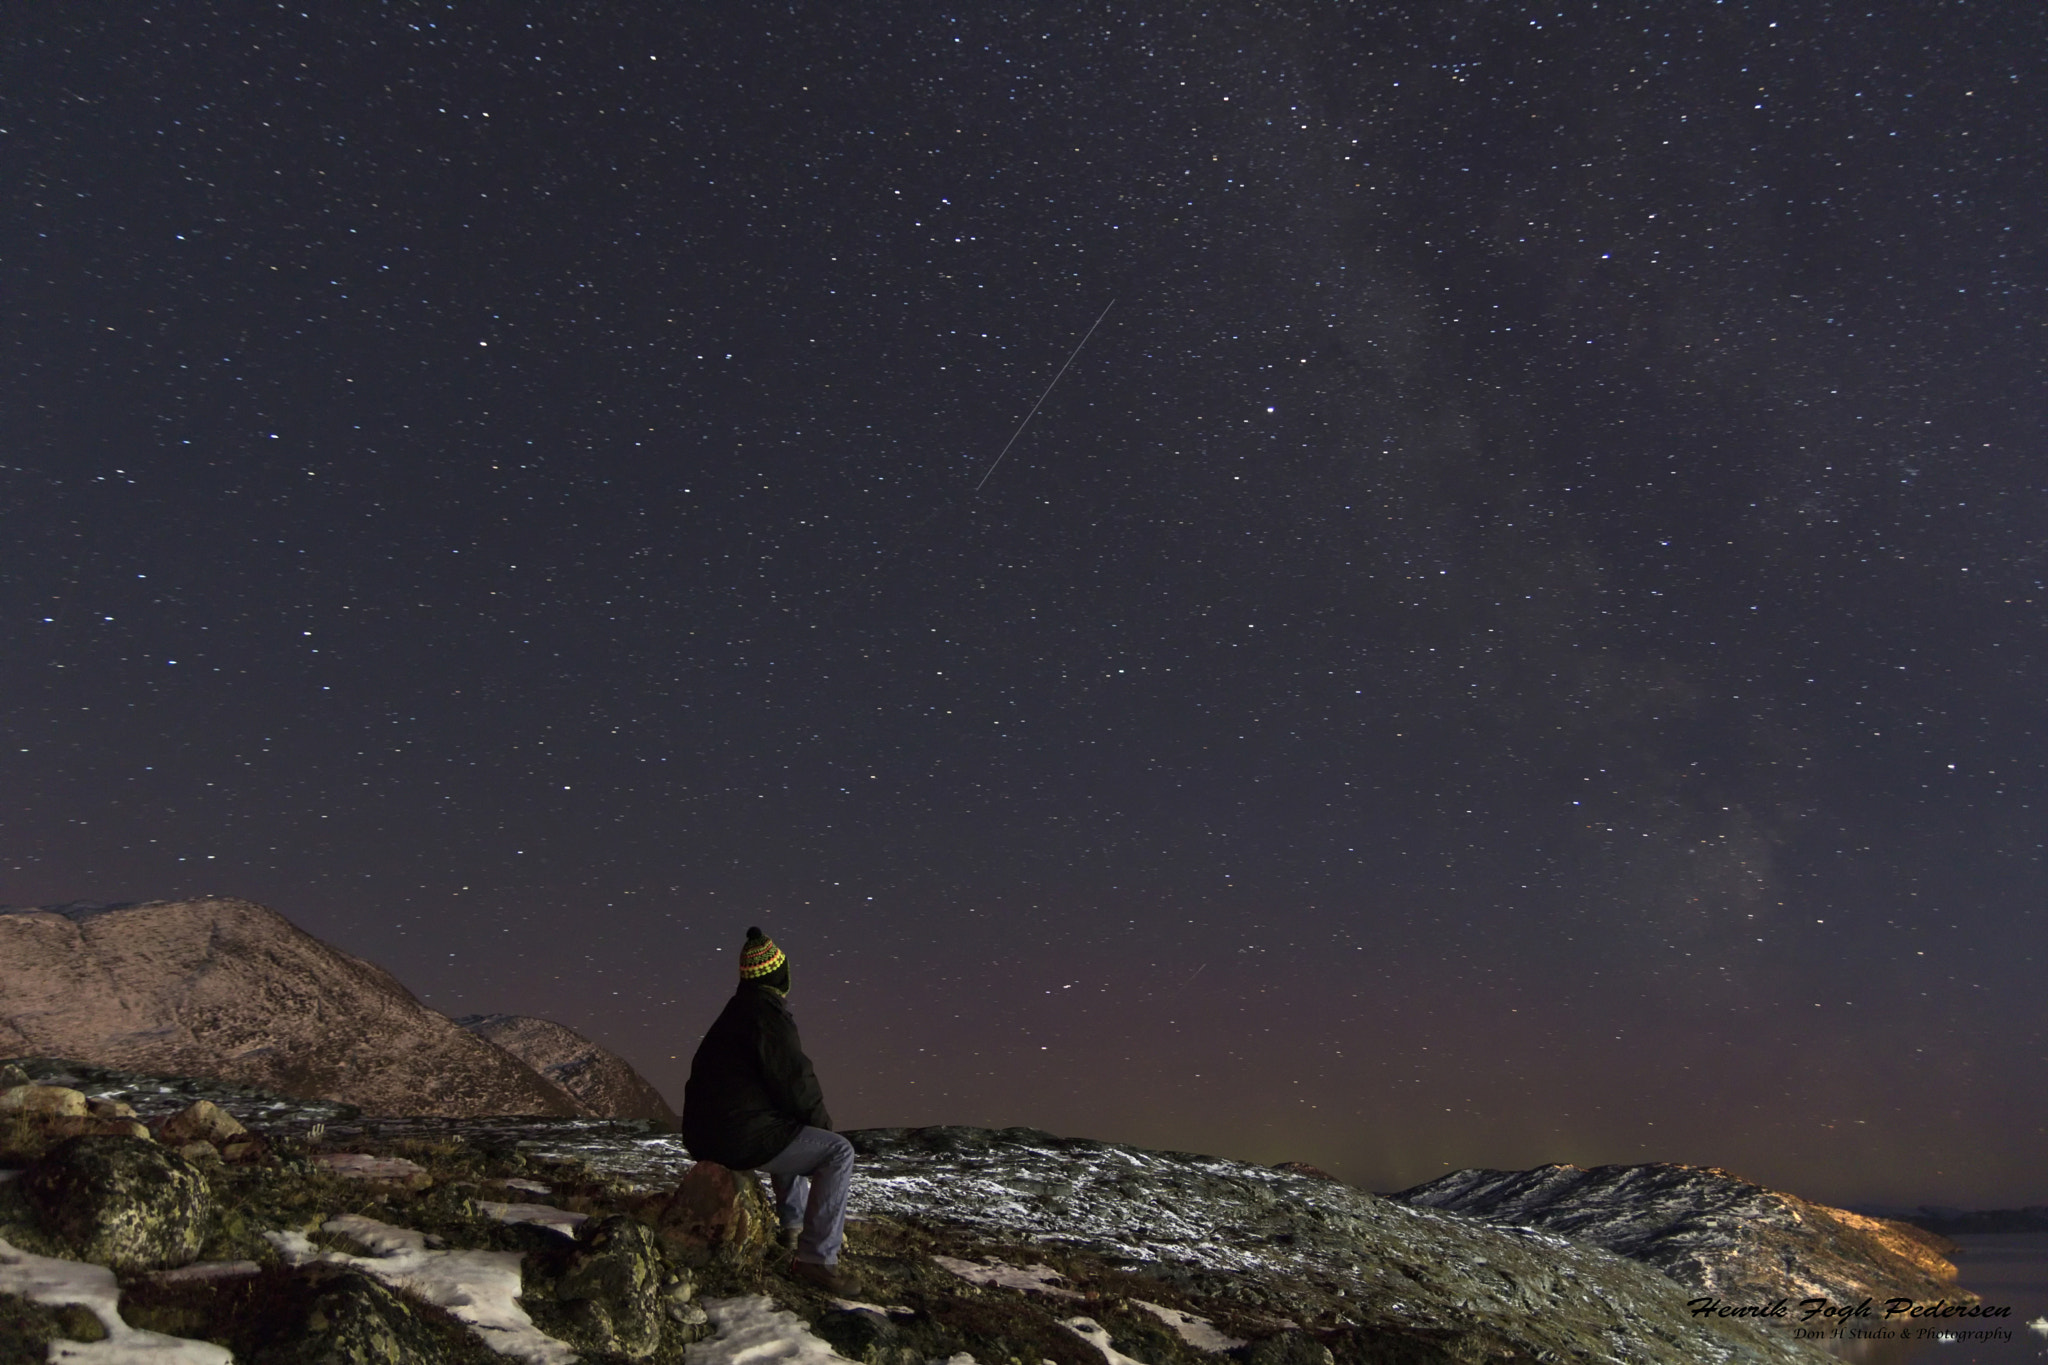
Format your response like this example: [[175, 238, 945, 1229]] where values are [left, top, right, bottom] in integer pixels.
[[681, 927, 858, 1296], [683, 977, 826, 1169]]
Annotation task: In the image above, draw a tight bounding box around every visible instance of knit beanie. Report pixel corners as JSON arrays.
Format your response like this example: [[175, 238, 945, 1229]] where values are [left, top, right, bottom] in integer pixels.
[[739, 926, 788, 987]]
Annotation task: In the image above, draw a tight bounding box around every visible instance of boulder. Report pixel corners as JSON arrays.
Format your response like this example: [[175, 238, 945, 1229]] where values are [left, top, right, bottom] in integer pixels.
[[157, 1099, 248, 1147], [552, 1214, 675, 1358], [644, 1161, 774, 1268], [0, 1086, 153, 1161], [35, 1115, 153, 1143], [248, 1265, 480, 1365], [22, 1134, 212, 1272], [0, 1084, 88, 1118], [812, 1308, 922, 1365]]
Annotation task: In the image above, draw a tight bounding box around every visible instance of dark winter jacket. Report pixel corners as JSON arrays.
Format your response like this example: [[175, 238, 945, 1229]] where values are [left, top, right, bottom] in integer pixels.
[[682, 982, 832, 1169]]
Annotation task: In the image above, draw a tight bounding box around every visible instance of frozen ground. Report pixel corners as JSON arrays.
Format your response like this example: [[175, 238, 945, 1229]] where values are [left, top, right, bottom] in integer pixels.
[[0, 1236, 232, 1364], [266, 1214, 575, 1365]]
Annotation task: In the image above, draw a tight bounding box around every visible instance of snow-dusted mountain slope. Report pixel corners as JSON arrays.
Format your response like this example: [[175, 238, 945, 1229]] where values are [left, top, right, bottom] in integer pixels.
[[0, 899, 666, 1120], [456, 1012, 678, 1127], [1391, 1160, 1968, 1310]]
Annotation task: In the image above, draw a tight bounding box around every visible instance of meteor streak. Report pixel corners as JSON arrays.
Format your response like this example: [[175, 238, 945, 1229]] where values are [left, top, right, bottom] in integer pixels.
[[973, 299, 1115, 493]]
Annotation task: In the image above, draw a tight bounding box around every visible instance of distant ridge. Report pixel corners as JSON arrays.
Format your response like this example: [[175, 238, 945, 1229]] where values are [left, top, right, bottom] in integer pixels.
[[456, 1012, 677, 1127], [1391, 1162, 1969, 1310], [1879, 1206, 2048, 1236], [0, 896, 671, 1121]]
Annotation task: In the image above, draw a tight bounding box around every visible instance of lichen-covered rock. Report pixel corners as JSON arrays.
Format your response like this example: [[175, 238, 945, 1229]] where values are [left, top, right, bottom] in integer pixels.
[[247, 1265, 489, 1365], [38, 1115, 153, 1143], [0, 1085, 154, 1162], [811, 1307, 922, 1365], [21, 1135, 212, 1272], [157, 1100, 247, 1147], [1235, 1330, 1334, 1365], [0, 1086, 86, 1118], [550, 1213, 672, 1357], [646, 1161, 773, 1268]]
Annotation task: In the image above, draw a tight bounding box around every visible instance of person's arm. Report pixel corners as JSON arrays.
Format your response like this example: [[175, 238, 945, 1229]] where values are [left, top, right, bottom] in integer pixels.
[[758, 1008, 832, 1131]]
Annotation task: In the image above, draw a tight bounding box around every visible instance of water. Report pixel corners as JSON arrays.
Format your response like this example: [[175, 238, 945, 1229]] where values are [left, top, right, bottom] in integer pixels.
[[1937, 1236, 2048, 1364], [1815, 1236, 2048, 1365]]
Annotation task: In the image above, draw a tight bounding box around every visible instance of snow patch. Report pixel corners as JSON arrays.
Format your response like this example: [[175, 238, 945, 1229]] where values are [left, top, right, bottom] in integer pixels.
[[312, 1151, 427, 1181], [932, 1255, 1085, 1299], [685, 1294, 856, 1365], [479, 1200, 590, 1237], [264, 1214, 576, 1365], [144, 1261, 261, 1285], [0, 1236, 233, 1364], [827, 1295, 917, 1317], [1131, 1300, 1244, 1352]]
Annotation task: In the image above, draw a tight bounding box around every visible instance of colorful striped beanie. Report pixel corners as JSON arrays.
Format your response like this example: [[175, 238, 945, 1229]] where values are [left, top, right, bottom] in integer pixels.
[[739, 927, 786, 981]]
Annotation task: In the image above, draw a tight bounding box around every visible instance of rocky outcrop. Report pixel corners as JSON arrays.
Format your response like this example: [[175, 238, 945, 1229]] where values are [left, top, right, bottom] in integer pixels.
[[838, 1126, 1835, 1364], [0, 898, 667, 1119], [0, 1083, 154, 1158], [639, 1160, 777, 1269], [21, 1135, 213, 1272], [245, 1265, 497, 1365], [456, 1013, 678, 1128], [7, 1065, 1923, 1364], [1390, 1162, 1971, 1311], [552, 1215, 679, 1357]]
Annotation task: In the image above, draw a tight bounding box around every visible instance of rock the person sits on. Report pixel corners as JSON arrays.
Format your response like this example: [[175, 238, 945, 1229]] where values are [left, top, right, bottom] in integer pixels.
[[681, 927, 859, 1297]]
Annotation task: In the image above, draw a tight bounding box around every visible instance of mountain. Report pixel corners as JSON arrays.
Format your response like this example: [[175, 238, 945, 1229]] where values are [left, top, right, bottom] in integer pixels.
[[456, 1013, 678, 1127], [0, 898, 668, 1121], [1390, 1162, 1970, 1309]]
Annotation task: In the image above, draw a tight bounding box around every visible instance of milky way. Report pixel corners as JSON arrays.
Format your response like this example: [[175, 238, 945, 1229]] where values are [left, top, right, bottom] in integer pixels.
[[3, 2, 2042, 1205]]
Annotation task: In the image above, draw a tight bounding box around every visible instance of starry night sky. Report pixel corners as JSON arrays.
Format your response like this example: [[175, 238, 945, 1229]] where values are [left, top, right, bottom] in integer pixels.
[[4, 2, 2043, 1208]]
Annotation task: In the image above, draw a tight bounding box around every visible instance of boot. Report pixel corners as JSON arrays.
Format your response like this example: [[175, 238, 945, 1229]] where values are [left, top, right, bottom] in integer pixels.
[[789, 1258, 862, 1298]]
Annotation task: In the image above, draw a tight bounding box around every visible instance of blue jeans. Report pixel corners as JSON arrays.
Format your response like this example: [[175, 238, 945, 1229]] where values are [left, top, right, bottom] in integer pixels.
[[756, 1125, 855, 1266]]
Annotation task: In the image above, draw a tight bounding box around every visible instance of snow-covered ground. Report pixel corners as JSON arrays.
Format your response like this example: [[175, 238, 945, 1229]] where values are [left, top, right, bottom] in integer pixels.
[[266, 1214, 576, 1365], [0, 1236, 233, 1365]]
